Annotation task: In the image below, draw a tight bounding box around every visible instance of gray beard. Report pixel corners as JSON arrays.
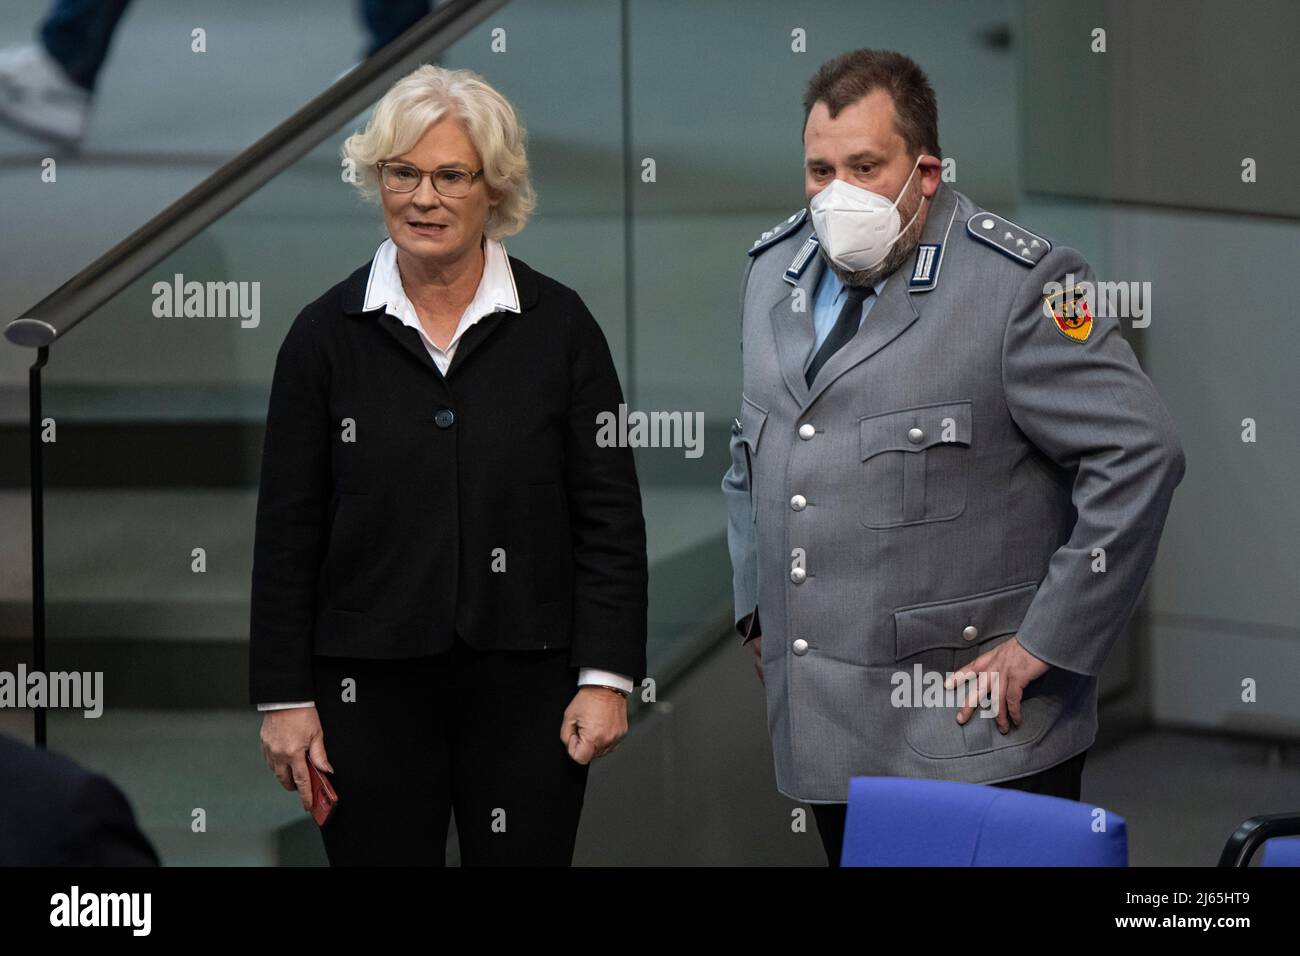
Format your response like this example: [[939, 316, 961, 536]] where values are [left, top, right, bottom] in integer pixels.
[[821, 191, 928, 288]]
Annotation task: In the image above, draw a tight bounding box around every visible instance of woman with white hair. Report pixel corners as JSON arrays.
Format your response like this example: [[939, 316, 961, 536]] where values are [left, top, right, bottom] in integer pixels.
[[249, 65, 648, 866]]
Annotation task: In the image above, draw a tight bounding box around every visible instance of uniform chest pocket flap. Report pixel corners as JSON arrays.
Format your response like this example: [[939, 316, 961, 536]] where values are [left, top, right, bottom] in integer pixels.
[[858, 399, 972, 528]]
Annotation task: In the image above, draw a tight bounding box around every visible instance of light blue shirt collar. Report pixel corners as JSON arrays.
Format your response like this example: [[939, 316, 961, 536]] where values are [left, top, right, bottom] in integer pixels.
[[814, 264, 887, 313], [809, 261, 888, 355]]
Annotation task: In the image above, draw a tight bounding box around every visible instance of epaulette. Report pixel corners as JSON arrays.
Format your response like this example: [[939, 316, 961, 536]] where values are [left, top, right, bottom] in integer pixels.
[[748, 208, 808, 257], [966, 211, 1051, 267]]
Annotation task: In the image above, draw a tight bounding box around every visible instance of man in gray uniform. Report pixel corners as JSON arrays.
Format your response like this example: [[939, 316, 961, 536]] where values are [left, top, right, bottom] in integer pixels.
[[722, 49, 1185, 865]]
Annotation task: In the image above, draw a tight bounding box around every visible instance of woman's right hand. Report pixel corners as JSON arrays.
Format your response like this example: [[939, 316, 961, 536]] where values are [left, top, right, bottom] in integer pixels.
[[260, 706, 333, 811]]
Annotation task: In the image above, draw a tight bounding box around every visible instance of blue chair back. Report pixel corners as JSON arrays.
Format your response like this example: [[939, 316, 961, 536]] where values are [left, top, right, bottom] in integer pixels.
[[841, 776, 1127, 866], [1260, 836, 1300, 866]]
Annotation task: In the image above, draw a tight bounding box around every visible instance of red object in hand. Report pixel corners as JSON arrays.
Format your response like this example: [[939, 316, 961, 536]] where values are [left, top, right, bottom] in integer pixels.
[[307, 759, 338, 826]]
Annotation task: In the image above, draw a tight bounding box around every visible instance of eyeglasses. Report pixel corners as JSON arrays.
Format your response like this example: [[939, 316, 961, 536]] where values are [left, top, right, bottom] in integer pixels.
[[377, 161, 484, 197]]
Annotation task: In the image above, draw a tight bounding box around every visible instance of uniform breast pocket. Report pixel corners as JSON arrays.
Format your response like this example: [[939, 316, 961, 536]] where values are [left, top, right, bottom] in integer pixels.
[[738, 395, 768, 523], [858, 400, 972, 529]]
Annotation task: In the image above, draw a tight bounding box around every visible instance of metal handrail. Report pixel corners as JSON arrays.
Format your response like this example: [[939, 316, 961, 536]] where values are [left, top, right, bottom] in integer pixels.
[[4, 0, 506, 348]]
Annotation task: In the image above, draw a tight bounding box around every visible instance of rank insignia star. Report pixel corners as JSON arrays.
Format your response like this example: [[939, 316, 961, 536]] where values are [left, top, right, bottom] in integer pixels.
[[1042, 285, 1093, 342]]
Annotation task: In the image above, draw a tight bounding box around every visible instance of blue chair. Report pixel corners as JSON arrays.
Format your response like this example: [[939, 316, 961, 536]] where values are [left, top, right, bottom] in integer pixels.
[[1219, 815, 1300, 867], [840, 776, 1127, 866], [1261, 837, 1300, 866]]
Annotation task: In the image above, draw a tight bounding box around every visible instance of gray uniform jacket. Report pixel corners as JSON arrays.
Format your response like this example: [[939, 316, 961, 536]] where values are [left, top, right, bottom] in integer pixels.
[[722, 182, 1185, 802]]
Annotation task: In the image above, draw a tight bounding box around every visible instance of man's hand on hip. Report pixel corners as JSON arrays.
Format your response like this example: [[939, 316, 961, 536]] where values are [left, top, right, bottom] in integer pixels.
[[945, 636, 1049, 734]]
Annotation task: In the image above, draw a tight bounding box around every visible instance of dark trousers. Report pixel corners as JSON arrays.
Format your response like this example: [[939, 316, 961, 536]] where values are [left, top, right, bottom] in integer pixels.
[[811, 749, 1089, 867], [311, 636, 589, 866], [360, 0, 432, 56], [37, 0, 432, 92], [40, 0, 132, 92]]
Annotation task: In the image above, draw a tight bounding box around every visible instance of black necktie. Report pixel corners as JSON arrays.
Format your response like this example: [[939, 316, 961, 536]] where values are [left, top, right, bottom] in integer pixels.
[[805, 284, 874, 387]]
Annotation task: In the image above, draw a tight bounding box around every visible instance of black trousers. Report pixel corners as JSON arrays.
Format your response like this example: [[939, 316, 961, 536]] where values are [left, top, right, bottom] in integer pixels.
[[811, 749, 1088, 867], [311, 636, 589, 865]]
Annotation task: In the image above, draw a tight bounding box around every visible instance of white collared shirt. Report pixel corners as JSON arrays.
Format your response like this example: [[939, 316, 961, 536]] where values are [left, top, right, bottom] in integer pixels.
[[362, 234, 520, 375], [257, 236, 634, 710]]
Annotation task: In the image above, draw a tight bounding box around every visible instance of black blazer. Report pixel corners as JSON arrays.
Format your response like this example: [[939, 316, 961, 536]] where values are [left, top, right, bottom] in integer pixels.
[[249, 253, 648, 704], [0, 734, 159, 866]]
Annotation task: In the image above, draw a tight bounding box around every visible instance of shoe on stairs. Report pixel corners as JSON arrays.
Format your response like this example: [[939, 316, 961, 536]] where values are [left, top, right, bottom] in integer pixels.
[[0, 42, 92, 145]]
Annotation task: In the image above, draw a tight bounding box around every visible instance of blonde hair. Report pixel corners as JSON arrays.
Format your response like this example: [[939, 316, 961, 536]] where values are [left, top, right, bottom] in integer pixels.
[[341, 64, 535, 239]]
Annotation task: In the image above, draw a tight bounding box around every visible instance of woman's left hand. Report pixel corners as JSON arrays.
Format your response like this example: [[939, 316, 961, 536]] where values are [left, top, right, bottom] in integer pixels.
[[560, 686, 628, 764]]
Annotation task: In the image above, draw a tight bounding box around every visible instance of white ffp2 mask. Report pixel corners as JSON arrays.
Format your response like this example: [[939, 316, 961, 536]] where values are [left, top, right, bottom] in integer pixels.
[[808, 157, 925, 272]]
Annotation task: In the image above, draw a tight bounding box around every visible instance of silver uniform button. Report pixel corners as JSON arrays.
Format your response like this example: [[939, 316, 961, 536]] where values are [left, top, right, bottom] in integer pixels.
[[790, 566, 806, 584], [962, 625, 979, 641], [798, 423, 815, 440], [908, 426, 924, 443], [790, 494, 807, 511], [792, 638, 809, 655]]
